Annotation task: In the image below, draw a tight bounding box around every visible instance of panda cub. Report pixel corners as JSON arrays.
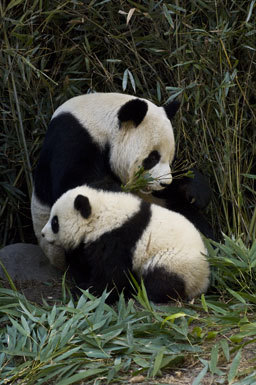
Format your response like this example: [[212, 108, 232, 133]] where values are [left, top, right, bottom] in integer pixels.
[[41, 185, 210, 304]]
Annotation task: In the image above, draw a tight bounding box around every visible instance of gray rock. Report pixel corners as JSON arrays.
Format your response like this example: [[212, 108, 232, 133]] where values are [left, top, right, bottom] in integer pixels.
[[0, 243, 62, 282]]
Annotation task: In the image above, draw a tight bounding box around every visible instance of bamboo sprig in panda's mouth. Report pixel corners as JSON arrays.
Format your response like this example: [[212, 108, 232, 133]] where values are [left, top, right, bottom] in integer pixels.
[[121, 167, 173, 193], [121, 166, 155, 193], [121, 161, 196, 194]]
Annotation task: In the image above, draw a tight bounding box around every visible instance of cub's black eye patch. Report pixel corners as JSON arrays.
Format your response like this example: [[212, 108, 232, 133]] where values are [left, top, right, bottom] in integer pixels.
[[51, 215, 59, 234], [142, 151, 160, 170]]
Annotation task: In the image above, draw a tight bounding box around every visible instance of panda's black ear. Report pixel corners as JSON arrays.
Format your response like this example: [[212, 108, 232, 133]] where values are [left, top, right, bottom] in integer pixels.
[[118, 99, 148, 127], [163, 100, 180, 121], [74, 194, 91, 219]]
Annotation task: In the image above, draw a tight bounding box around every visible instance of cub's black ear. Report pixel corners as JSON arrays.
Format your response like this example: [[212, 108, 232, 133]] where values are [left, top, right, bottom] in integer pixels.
[[74, 194, 91, 219], [118, 99, 148, 127], [164, 100, 180, 121]]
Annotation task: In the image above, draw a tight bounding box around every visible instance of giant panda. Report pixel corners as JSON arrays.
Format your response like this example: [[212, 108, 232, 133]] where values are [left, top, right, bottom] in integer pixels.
[[32, 92, 213, 270], [41, 185, 210, 304]]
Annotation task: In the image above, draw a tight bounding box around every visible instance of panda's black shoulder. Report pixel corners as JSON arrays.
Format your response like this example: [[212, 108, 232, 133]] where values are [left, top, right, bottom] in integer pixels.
[[34, 112, 119, 205], [66, 200, 152, 303]]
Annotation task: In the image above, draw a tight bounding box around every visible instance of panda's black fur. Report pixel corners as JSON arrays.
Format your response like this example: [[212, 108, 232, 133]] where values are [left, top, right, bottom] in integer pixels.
[[66, 200, 154, 303], [153, 168, 215, 240], [34, 112, 119, 207]]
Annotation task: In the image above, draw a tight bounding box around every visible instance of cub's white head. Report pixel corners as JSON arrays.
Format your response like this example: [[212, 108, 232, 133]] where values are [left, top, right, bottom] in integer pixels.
[[41, 188, 92, 250]]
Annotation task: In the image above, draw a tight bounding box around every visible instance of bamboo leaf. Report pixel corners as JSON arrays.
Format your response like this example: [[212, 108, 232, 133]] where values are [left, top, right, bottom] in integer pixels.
[[228, 350, 242, 383], [220, 339, 230, 361], [163, 4, 174, 29], [246, 0, 256, 23], [227, 288, 246, 304], [5, 0, 25, 12], [152, 348, 165, 377], [201, 294, 208, 313], [128, 69, 136, 92], [192, 363, 208, 385], [209, 343, 219, 374], [9, 318, 30, 338], [122, 69, 128, 91], [55, 368, 106, 385]]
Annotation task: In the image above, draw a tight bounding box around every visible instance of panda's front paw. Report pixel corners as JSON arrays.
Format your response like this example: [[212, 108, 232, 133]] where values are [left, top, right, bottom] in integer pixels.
[[152, 168, 212, 210], [181, 169, 211, 209]]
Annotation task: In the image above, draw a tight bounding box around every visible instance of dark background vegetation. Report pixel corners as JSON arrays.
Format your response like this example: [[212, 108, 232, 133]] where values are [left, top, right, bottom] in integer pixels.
[[1, 0, 255, 246]]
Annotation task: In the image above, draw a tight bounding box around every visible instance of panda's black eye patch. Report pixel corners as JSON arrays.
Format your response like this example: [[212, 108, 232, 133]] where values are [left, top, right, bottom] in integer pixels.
[[142, 151, 160, 170], [51, 215, 59, 234]]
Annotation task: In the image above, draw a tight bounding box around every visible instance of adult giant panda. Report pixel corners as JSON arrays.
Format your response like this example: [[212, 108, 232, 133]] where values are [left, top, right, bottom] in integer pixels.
[[41, 185, 210, 304], [32, 92, 213, 270]]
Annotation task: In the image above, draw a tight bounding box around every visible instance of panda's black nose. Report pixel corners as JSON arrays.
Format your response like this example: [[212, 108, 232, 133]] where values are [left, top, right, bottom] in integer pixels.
[[160, 182, 169, 188], [41, 232, 45, 238]]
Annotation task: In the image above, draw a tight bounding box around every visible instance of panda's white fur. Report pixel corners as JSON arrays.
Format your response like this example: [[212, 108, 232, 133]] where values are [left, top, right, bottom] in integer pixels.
[[31, 193, 64, 269], [42, 185, 210, 303], [32, 93, 178, 269]]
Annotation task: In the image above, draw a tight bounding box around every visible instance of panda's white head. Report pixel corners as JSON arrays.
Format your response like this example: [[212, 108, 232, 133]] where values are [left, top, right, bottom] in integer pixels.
[[41, 185, 139, 250], [110, 97, 179, 191], [53, 92, 179, 193], [41, 188, 93, 250]]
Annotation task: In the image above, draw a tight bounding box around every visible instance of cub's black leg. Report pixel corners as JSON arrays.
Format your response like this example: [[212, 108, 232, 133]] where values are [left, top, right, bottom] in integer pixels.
[[142, 266, 186, 303]]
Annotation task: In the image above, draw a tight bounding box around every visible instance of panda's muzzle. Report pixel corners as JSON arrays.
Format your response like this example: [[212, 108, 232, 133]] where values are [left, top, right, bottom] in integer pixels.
[[41, 230, 55, 244]]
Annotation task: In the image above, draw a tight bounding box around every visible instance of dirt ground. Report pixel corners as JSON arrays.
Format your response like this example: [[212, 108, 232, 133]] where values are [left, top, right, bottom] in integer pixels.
[[1, 277, 67, 304]]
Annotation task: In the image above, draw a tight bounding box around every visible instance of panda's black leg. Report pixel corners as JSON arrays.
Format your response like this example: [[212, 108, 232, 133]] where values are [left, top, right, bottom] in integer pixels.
[[142, 266, 186, 303]]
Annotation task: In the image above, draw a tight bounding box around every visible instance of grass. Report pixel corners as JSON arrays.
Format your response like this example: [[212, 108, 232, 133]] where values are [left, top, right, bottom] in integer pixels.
[[0, 0, 256, 383], [1, 238, 256, 384]]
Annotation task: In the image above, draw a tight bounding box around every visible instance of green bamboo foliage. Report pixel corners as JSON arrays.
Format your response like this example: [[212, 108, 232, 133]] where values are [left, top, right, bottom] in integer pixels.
[[1, 0, 255, 244]]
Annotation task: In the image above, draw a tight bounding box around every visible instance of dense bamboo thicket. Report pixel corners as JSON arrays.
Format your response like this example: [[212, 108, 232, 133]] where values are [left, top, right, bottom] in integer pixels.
[[1, 0, 255, 245]]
